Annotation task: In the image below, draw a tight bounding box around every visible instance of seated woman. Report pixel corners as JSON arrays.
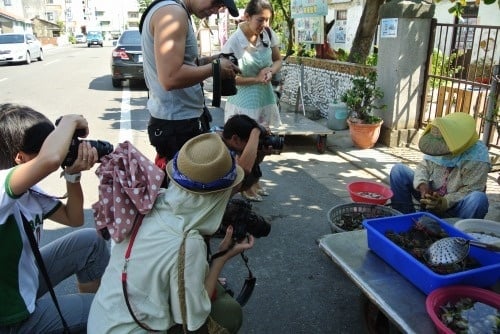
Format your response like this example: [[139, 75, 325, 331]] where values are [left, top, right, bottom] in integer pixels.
[[390, 113, 490, 219]]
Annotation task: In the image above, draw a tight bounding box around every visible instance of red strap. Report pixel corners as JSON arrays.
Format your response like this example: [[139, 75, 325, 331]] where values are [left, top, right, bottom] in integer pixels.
[[121, 215, 160, 332]]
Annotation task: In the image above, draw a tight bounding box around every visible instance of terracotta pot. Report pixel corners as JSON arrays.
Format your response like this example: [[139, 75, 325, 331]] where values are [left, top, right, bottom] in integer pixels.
[[347, 119, 383, 149]]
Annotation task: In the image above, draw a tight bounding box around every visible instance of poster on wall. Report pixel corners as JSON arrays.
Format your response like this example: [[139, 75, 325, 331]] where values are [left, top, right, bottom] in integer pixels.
[[291, 0, 328, 18], [295, 16, 324, 44], [334, 26, 346, 43], [381, 18, 398, 38]]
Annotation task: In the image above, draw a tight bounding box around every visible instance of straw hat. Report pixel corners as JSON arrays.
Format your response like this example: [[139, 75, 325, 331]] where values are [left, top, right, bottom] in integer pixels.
[[418, 113, 478, 156], [166, 133, 244, 194]]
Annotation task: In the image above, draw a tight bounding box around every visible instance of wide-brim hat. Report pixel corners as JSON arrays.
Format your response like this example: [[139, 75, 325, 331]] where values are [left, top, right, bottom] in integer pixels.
[[418, 113, 478, 156], [166, 133, 244, 194], [222, 0, 239, 17]]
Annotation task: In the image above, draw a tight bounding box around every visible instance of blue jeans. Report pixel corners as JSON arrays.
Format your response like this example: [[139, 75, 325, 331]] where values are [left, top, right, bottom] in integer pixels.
[[0, 228, 110, 334], [389, 163, 489, 219]]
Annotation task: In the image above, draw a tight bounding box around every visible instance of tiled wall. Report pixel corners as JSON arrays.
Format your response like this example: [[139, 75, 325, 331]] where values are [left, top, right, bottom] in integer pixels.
[[280, 57, 375, 118]]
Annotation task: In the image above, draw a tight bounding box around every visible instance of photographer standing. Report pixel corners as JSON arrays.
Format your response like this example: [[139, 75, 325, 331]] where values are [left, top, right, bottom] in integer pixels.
[[221, 0, 282, 200], [88, 133, 254, 333], [140, 0, 240, 173], [0, 103, 109, 333]]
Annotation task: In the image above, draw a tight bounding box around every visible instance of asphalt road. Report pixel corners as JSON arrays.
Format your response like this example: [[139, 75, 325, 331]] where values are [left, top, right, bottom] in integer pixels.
[[1, 45, 367, 333]]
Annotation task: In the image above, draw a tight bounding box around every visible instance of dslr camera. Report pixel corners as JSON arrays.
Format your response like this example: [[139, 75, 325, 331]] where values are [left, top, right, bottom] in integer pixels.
[[259, 133, 284, 152], [212, 53, 238, 107], [219, 199, 271, 242], [55, 117, 114, 168]]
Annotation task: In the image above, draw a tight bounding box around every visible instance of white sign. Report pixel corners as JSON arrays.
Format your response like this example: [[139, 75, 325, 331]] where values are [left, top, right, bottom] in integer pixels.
[[381, 18, 398, 38]]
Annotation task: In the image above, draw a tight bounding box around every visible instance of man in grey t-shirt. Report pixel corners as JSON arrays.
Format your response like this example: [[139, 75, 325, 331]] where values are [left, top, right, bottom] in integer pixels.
[[140, 0, 240, 175]]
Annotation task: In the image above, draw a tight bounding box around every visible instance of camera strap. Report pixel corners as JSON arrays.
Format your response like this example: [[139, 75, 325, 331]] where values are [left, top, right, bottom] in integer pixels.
[[212, 58, 222, 108], [21, 213, 71, 334], [209, 243, 256, 307]]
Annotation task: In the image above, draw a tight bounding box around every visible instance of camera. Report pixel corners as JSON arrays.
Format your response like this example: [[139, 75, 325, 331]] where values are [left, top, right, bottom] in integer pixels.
[[259, 133, 284, 151], [212, 53, 238, 108], [219, 199, 271, 241], [55, 117, 114, 168], [219, 53, 238, 96]]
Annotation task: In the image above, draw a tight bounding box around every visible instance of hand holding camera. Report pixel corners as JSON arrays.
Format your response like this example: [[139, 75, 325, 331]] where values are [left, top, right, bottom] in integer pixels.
[[55, 116, 114, 169], [219, 54, 241, 80]]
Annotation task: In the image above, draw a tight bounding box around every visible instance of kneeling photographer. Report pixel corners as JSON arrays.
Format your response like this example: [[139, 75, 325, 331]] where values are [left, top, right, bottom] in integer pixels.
[[218, 114, 283, 202]]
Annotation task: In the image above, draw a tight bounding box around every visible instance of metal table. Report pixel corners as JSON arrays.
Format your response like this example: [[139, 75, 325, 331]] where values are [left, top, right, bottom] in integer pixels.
[[270, 112, 333, 153], [318, 230, 436, 334]]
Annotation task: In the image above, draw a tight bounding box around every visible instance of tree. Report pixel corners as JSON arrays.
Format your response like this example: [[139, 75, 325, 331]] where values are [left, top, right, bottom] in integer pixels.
[[138, 0, 153, 13], [270, 0, 294, 55], [347, 0, 385, 64], [437, 0, 499, 17], [346, 0, 499, 64]]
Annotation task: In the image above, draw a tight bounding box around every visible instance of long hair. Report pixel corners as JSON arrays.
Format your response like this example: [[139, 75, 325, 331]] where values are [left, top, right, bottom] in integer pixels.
[[0, 103, 54, 169]]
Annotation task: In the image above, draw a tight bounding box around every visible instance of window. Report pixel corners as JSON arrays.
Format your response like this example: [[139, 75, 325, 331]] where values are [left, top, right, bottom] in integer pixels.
[[46, 12, 54, 21], [95, 11, 104, 17], [46, 0, 54, 4], [128, 12, 139, 18], [3, 0, 12, 6], [336, 10, 347, 21]]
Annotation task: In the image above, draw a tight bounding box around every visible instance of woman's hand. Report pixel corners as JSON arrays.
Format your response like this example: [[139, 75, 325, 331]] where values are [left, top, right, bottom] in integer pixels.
[[218, 225, 255, 259], [258, 67, 273, 84]]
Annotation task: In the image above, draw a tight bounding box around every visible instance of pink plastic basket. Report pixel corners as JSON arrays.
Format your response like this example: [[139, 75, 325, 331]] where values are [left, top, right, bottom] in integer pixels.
[[426, 285, 500, 334]]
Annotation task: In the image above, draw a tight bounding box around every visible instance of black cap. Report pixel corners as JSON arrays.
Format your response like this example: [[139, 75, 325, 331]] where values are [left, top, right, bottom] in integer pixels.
[[222, 0, 239, 17]]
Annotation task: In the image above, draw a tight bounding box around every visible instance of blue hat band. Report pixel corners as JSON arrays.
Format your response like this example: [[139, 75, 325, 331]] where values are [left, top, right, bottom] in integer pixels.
[[172, 152, 237, 191]]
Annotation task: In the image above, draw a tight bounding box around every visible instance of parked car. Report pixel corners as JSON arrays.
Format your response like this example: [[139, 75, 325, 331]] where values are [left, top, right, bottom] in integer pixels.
[[87, 31, 103, 47], [75, 34, 87, 44], [110, 29, 143, 88], [0, 33, 44, 65]]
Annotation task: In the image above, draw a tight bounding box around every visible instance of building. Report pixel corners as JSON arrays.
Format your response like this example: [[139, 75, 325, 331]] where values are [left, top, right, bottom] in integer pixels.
[[0, 0, 140, 38]]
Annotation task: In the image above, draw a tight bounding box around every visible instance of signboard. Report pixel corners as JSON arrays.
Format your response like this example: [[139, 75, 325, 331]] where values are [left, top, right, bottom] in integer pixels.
[[295, 16, 324, 44], [291, 0, 328, 18]]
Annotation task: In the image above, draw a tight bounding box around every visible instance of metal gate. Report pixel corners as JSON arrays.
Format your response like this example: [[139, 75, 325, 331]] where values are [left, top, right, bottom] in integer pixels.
[[421, 19, 500, 163]]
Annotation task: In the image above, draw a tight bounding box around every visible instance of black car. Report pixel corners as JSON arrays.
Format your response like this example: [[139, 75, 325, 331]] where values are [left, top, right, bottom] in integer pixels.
[[111, 30, 143, 88]]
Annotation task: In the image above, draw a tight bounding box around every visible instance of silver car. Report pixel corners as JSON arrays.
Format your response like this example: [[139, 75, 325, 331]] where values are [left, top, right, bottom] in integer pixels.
[[0, 33, 44, 65]]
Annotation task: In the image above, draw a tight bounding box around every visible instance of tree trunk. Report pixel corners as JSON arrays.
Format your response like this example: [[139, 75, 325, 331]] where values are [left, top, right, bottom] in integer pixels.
[[347, 0, 386, 64]]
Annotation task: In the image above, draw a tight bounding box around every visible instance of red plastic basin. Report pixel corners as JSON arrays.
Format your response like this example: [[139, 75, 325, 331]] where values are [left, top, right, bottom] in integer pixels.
[[347, 181, 393, 205]]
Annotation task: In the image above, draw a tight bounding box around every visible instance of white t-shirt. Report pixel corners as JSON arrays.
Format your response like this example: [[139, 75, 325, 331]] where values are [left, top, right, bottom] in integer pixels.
[[0, 167, 61, 326]]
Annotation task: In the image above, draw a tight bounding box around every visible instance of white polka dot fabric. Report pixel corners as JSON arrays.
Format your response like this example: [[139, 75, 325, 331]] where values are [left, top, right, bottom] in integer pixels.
[[91, 141, 165, 243]]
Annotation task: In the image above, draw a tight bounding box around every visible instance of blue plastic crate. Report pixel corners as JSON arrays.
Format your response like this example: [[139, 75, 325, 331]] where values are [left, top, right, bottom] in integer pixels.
[[362, 212, 500, 295]]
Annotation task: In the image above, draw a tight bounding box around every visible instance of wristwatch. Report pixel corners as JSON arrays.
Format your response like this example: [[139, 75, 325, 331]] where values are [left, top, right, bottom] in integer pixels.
[[63, 172, 81, 183]]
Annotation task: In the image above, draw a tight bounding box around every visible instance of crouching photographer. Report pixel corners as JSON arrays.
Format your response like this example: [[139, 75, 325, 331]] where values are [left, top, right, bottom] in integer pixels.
[[219, 114, 284, 202]]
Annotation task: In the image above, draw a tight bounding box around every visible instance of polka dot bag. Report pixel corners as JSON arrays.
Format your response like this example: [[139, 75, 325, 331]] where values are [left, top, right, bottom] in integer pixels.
[[92, 141, 165, 243]]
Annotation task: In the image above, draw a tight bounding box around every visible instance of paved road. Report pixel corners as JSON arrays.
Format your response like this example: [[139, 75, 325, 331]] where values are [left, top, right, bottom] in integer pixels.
[[3, 45, 373, 333]]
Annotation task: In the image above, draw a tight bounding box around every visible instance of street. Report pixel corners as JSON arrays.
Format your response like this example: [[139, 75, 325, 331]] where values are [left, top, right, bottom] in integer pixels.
[[0, 45, 367, 333]]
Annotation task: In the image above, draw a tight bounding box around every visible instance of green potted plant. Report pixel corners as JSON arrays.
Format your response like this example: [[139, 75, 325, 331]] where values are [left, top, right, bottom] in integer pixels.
[[340, 72, 386, 148]]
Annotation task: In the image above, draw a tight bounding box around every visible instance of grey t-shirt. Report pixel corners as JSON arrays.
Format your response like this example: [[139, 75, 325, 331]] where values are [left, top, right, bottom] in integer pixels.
[[141, 0, 204, 120]]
